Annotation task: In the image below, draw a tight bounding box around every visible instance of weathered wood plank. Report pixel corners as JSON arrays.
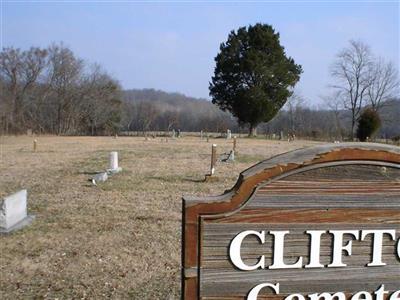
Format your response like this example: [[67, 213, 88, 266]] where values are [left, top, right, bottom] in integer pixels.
[[182, 144, 400, 299], [208, 209, 400, 224]]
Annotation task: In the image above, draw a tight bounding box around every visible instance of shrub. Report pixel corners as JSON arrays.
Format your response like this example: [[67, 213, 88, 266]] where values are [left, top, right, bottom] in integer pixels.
[[356, 108, 381, 142]]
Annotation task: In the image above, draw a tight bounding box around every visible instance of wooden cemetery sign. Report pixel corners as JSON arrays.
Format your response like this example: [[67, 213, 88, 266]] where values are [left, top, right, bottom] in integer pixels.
[[182, 143, 400, 300]]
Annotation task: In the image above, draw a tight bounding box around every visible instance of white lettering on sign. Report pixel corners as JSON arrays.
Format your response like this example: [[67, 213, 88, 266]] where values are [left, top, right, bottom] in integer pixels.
[[305, 230, 325, 268], [361, 230, 396, 266], [229, 229, 399, 270], [328, 230, 360, 267], [269, 231, 303, 269], [390, 291, 400, 300], [309, 292, 346, 300], [247, 284, 400, 300], [247, 283, 279, 300], [229, 230, 266, 271]]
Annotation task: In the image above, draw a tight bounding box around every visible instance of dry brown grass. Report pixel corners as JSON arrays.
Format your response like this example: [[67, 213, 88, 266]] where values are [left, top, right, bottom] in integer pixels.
[[0, 135, 320, 299]]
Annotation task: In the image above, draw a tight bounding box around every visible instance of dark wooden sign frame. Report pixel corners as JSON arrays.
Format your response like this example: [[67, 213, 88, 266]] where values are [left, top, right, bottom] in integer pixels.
[[182, 143, 400, 299]]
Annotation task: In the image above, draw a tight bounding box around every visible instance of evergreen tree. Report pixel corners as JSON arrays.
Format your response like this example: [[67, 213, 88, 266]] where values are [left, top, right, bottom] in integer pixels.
[[356, 108, 381, 142], [209, 23, 302, 136]]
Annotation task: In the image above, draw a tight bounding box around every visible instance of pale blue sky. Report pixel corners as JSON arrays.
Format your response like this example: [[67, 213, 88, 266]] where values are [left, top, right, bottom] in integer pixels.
[[1, 1, 399, 105]]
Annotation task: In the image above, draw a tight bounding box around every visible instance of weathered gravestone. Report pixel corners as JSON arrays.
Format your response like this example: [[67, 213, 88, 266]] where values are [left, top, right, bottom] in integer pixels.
[[0, 190, 35, 233], [182, 143, 400, 299], [107, 151, 122, 174]]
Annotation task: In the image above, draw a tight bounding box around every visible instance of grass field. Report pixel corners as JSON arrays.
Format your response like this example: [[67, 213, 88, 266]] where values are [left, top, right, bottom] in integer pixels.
[[0, 135, 321, 299]]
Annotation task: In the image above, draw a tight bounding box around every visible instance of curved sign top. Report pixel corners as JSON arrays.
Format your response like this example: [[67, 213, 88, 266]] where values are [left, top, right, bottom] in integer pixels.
[[182, 143, 400, 300]]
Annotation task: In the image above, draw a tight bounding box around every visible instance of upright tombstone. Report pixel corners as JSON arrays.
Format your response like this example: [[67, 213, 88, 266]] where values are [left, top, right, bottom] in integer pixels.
[[0, 190, 34, 233], [227, 129, 232, 139], [182, 143, 400, 299], [107, 151, 122, 174], [33, 139, 37, 152]]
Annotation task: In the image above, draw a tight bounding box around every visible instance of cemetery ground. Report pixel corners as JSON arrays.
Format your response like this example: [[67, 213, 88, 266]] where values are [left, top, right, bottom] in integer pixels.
[[0, 135, 320, 299]]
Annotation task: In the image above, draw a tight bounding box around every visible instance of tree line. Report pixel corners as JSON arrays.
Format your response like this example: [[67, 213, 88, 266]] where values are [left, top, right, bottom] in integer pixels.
[[0, 44, 121, 135], [120, 88, 399, 141], [120, 89, 238, 134], [0, 38, 398, 140]]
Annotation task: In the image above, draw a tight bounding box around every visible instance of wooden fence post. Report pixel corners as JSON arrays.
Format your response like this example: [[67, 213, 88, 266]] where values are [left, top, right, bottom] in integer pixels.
[[210, 144, 217, 175]]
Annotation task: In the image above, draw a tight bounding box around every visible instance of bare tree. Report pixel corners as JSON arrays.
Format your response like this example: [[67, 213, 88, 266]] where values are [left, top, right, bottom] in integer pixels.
[[46, 44, 84, 134], [0, 44, 123, 135], [0, 47, 47, 132], [331, 40, 373, 140], [322, 91, 344, 140], [285, 92, 305, 135], [367, 58, 399, 111], [79, 64, 121, 135]]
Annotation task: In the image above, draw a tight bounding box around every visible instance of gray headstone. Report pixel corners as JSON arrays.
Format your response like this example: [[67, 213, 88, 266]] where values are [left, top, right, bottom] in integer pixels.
[[92, 172, 108, 184]]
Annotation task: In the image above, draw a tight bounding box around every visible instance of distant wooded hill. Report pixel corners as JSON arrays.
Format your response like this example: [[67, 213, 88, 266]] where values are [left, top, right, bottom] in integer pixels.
[[121, 89, 238, 133], [121, 89, 399, 140]]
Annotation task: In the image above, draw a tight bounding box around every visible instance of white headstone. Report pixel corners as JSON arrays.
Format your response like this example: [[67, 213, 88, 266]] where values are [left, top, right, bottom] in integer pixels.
[[0, 190, 28, 230], [227, 129, 232, 139], [108, 151, 122, 174]]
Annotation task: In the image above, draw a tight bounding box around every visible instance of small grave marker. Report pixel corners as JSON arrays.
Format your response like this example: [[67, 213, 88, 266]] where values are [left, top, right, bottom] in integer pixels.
[[91, 172, 108, 185], [227, 129, 232, 139], [33, 139, 37, 152]]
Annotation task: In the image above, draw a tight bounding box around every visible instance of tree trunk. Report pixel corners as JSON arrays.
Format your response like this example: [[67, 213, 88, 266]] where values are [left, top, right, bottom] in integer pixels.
[[351, 117, 355, 141], [248, 125, 257, 137]]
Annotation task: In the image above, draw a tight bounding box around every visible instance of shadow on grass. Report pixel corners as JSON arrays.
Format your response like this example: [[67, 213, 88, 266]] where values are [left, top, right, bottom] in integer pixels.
[[182, 177, 205, 183], [78, 170, 104, 175], [147, 175, 205, 183]]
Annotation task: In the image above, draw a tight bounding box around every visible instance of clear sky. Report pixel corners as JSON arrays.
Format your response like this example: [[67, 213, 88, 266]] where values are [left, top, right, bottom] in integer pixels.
[[1, 0, 399, 106]]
